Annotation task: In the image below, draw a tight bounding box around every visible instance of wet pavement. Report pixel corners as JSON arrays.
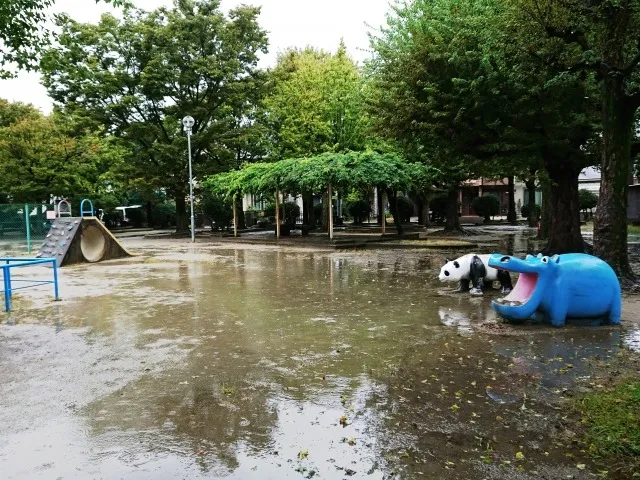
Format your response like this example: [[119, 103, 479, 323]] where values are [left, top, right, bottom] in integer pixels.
[[1, 234, 639, 479]]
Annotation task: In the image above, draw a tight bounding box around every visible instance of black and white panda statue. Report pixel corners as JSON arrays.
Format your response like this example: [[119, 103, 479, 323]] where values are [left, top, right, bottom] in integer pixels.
[[438, 253, 512, 296]]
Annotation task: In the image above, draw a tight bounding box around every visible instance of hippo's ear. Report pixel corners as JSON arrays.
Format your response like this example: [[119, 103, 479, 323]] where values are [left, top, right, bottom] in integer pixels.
[[525, 254, 534, 261], [536, 253, 543, 259], [552, 254, 560, 263]]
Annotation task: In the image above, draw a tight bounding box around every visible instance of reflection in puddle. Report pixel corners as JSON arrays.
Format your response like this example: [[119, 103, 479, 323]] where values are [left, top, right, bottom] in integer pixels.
[[0, 238, 637, 479]]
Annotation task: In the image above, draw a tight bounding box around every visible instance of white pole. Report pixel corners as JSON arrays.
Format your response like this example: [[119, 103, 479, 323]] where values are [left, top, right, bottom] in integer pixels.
[[187, 130, 195, 243]]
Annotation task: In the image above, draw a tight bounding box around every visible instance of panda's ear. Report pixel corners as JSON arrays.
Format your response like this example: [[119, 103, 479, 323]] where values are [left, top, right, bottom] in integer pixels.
[[453, 261, 460, 268]]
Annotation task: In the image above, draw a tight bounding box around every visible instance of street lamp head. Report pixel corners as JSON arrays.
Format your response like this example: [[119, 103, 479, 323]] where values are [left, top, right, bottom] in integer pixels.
[[182, 115, 195, 132]]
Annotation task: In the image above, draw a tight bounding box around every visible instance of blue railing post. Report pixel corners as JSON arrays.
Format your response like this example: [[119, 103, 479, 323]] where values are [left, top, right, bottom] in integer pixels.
[[52, 259, 59, 301], [24, 203, 31, 254], [80, 199, 94, 217], [2, 265, 9, 312]]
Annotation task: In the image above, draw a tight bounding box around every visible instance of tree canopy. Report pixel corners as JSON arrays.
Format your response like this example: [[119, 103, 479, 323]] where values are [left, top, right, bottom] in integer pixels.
[[40, 0, 269, 230], [0, 101, 128, 204], [204, 151, 437, 199], [263, 44, 369, 159], [0, 0, 129, 77]]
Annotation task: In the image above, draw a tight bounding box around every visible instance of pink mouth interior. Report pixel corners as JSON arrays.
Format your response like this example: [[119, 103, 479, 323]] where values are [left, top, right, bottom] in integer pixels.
[[502, 272, 538, 303]]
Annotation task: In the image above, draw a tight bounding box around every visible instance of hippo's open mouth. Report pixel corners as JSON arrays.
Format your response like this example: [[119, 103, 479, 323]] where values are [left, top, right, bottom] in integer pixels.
[[492, 256, 538, 307]]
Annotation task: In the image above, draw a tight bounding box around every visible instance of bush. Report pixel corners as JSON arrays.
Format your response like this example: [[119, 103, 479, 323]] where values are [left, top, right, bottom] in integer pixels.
[[520, 203, 541, 219], [346, 199, 371, 224], [471, 194, 501, 222], [151, 201, 175, 228], [201, 192, 233, 231], [264, 201, 300, 225], [313, 202, 324, 225], [579, 189, 598, 212], [395, 196, 415, 223], [125, 207, 146, 228], [429, 194, 448, 223]]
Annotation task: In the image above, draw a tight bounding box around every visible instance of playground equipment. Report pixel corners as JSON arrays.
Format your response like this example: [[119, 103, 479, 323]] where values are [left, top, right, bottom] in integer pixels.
[[35, 200, 133, 267], [1, 257, 59, 312], [488, 253, 622, 327]]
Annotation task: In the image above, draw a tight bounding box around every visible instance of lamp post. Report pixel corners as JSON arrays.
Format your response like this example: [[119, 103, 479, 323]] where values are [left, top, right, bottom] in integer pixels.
[[182, 115, 195, 243]]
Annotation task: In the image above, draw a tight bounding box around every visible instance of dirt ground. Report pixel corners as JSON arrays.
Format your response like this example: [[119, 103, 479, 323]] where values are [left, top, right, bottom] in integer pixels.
[[0, 233, 638, 479]]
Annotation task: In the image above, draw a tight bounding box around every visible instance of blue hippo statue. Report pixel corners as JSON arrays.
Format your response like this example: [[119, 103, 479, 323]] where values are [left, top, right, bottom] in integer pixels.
[[487, 253, 621, 327]]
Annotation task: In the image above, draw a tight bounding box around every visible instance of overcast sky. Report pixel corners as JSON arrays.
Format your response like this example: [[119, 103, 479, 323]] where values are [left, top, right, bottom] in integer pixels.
[[0, 0, 391, 114]]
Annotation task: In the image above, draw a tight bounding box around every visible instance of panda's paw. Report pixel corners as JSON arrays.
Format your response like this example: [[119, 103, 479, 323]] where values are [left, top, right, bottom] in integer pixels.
[[469, 288, 483, 296], [500, 286, 512, 295]]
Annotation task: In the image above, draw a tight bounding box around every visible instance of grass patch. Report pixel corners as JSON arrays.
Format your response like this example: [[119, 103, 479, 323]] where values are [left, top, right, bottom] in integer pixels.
[[628, 224, 640, 235], [576, 379, 640, 474]]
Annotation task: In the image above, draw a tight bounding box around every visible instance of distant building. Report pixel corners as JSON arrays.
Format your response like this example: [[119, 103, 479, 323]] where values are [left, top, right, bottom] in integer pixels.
[[459, 178, 539, 217]]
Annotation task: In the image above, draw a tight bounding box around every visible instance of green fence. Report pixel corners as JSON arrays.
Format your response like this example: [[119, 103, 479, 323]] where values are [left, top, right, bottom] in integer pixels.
[[0, 204, 55, 256]]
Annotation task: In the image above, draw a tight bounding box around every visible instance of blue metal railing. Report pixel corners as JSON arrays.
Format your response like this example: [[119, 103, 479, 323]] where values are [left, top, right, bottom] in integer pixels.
[[80, 199, 94, 217], [1, 257, 59, 312]]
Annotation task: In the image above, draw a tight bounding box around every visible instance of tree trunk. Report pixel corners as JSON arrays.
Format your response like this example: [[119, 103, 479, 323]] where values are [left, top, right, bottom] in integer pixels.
[[175, 194, 188, 232], [538, 176, 551, 239], [322, 191, 329, 231], [303, 192, 312, 226], [275, 191, 280, 239], [376, 186, 383, 225], [416, 193, 429, 226], [146, 200, 153, 228], [593, 75, 634, 277], [507, 176, 517, 224], [525, 179, 538, 228], [444, 187, 461, 231], [235, 201, 245, 230], [233, 198, 238, 237], [542, 163, 583, 254], [328, 184, 334, 239], [387, 189, 404, 237]]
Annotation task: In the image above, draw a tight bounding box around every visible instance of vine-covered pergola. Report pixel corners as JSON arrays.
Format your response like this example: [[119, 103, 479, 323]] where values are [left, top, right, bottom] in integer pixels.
[[204, 151, 438, 238]]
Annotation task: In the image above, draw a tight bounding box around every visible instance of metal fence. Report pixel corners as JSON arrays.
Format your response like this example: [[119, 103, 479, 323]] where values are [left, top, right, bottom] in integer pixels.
[[0, 204, 55, 256]]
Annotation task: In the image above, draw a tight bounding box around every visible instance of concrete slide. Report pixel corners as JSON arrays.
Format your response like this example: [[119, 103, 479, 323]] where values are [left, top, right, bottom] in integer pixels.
[[37, 217, 134, 267]]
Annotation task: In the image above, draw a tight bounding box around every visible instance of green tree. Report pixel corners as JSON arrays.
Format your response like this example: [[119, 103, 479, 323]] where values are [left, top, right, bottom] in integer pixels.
[[0, 103, 127, 203], [0, 0, 129, 77], [263, 43, 370, 227], [366, 0, 512, 232], [579, 188, 598, 214], [471, 194, 501, 223], [264, 43, 369, 158], [40, 0, 269, 232], [516, 0, 640, 276]]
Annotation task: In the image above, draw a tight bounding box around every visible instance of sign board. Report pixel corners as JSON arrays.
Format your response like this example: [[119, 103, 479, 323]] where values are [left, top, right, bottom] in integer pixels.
[[46, 210, 57, 220]]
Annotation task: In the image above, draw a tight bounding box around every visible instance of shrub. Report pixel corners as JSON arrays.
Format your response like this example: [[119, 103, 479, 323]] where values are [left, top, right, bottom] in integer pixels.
[[125, 207, 146, 227], [471, 194, 501, 222], [346, 199, 371, 224], [395, 196, 415, 223], [520, 203, 541, 220], [151, 201, 175, 228], [579, 189, 598, 212], [264, 201, 300, 225], [313, 202, 324, 225], [201, 192, 233, 231], [429, 194, 448, 223]]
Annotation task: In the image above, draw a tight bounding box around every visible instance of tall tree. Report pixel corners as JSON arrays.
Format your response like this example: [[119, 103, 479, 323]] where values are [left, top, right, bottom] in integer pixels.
[[263, 43, 369, 227], [366, 0, 512, 232], [40, 0, 269, 231], [264, 43, 369, 159], [518, 0, 640, 276], [0, 102, 127, 203], [0, 0, 128, 77]]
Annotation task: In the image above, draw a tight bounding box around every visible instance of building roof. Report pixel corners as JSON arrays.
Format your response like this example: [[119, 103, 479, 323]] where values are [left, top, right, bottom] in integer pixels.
[[579, 167, 601, 181]]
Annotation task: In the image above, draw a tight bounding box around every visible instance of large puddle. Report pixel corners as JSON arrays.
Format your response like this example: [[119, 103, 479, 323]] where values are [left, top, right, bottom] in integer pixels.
[[0, 235, 638, 479]]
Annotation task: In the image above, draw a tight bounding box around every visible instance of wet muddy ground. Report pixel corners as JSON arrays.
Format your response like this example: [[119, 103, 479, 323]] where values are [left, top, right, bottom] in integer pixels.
[[1, 233, 639, 479]]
